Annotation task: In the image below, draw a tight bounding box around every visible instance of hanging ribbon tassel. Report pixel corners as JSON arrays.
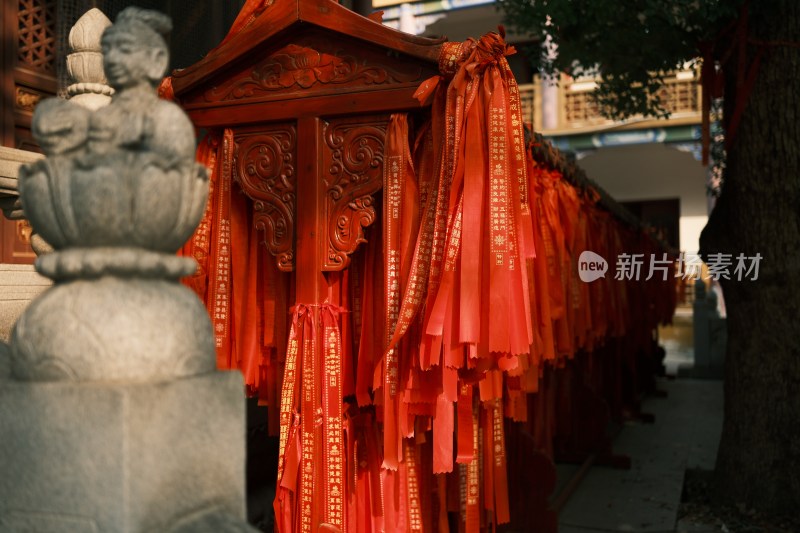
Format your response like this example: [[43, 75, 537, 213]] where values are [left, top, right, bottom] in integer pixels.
[[405, 439, 425, 532], [382, 113, 418, 470], [490, 399, 510, 524], [274, 304, 346, 533], [460, 398, 481, 533], [459, 79, 487, 348], [456, 383, 475, 464], [321, 305, 346, 532], [298, 306, 318, 533], [274, 311, 303, 533], [208, 128, 235, 369], [179, 133, 218, 301]]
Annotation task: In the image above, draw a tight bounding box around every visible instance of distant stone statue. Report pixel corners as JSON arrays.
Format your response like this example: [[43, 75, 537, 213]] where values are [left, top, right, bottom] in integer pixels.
[[10, 6, 212, 382]]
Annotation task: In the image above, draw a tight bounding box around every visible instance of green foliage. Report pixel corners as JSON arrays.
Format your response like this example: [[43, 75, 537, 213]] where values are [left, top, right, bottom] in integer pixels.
[[497, 0, 742, 119]]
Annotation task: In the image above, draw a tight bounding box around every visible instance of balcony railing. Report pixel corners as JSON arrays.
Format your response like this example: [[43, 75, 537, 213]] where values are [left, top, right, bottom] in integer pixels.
[[517, 69, 701, 135]]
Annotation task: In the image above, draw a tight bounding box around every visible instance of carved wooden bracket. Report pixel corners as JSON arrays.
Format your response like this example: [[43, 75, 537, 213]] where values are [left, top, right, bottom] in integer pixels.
[[234, 125, 297, 271], [233, 117, 386, 272], [322, 116, 387, 271]]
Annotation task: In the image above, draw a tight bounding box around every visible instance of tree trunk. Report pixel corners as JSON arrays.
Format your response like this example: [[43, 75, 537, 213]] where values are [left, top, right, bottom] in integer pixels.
[[700, 0, 800, 515]]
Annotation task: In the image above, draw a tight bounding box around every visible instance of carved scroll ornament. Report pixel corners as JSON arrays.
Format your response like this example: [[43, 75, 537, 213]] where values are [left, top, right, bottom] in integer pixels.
[[322, 118, 386, 270], [234, 126, 297, 271]]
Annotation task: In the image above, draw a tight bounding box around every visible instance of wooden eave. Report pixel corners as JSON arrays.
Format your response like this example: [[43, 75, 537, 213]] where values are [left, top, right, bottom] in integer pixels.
[[171, 0, 445, 98]]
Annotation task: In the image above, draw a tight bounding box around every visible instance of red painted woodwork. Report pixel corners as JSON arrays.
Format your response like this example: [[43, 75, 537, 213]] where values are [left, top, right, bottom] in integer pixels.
[[204, 40, 424, 103], [234, 125, 297, 271], [173, 0, 442, 272], [321, 115, 387, 270], [171, 0, 442, 98], [0, 216, 36, 263], [171, 2, 571, 530], [295, 115, 328, 301], [1, 0, 57, 150]]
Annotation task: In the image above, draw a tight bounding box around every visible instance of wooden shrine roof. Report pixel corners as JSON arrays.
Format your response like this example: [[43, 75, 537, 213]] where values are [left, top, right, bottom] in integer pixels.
[[171, 0, 446, 127]]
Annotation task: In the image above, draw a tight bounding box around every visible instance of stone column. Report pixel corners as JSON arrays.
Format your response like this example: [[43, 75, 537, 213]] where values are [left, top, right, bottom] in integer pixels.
[[65, 8, 114, 110], [0, 7, 256, 532], [540, 35, 559, 131], [0, 147, 50, 343]]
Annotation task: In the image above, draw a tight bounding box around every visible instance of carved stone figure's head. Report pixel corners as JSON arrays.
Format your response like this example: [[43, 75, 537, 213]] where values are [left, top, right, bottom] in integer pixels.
[[101, 7, 171, 89]]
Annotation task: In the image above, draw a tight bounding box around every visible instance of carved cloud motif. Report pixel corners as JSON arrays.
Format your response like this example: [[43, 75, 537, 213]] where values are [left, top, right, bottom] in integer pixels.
[[272, 45, 346, 88], [206, 44, 422, 101]]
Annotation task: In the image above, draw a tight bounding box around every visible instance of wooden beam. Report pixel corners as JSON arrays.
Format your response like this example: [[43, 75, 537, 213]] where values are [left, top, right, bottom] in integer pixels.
[[295, 116, 328, 303], [184, 86, 425, 128]]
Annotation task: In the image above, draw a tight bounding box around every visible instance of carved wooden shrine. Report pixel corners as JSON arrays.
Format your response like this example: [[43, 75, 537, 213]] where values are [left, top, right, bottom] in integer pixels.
[[173, 0, 439, 280], [170, 1, 676, 531], [172, 3, 453, 531]]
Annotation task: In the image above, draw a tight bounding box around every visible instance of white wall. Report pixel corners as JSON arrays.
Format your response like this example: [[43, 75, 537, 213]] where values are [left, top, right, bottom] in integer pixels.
[[578, 143, 709, 252], [679, 215, 707, 255]]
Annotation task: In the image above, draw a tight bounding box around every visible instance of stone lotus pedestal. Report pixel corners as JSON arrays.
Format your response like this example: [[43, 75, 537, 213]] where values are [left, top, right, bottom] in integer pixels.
[[0, 7, 256, 532]]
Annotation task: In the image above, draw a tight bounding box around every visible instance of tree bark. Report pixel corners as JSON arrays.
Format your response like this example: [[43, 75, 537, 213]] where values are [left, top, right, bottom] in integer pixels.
[[700, 0, 800, 514]]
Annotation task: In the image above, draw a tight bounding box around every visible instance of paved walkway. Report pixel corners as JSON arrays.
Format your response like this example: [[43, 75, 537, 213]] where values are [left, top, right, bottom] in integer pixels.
[[557, 378, 724, 533]]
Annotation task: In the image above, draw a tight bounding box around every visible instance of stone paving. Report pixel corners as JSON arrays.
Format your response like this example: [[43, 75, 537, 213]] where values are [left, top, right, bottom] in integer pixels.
[[557, 378, 724, 533]]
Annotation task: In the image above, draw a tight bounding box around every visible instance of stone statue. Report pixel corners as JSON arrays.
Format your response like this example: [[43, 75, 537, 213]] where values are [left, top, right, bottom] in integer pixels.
[[0, 8, 257, 532], [88, 8, 195, 162], [10, 6, 212, 382]]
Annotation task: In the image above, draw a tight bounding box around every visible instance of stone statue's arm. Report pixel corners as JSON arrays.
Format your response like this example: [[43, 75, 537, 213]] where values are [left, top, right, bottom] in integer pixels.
[[150, 102, 198, 164]]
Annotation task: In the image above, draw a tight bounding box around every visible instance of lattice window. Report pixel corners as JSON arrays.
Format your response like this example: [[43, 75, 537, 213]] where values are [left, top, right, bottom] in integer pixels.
[[18, 0, 58, 73]]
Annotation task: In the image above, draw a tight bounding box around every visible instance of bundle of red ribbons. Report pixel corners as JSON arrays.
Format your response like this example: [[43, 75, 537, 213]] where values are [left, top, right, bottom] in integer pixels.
[[177, 31, 676, 533]]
